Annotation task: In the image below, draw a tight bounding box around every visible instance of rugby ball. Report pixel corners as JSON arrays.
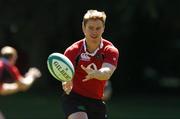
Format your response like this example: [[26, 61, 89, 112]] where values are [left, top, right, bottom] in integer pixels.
[[47, 53, 74, 82]]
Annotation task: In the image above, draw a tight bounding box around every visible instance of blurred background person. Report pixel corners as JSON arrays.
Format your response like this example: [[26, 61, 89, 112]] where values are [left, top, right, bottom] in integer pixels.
[[0, 46, 41, 95]]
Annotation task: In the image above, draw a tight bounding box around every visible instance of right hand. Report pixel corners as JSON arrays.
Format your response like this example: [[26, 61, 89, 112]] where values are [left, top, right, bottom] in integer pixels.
[[25, 67, 42, 79], [62, 81, 73, 95]]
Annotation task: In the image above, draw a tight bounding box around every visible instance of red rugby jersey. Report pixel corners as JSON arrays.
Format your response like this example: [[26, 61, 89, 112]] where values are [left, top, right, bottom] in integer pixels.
[[0, 60, 21, 81], [0, 59, 21, 90], [64, 39, 119, 99]]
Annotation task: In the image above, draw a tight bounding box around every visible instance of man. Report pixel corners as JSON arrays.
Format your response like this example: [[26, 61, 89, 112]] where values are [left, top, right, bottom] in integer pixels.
[[61, 10, 119, 119], [0, 46, 41, 95]]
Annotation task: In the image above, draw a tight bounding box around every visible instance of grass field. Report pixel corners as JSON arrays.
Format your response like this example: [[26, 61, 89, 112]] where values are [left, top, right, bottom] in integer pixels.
[[0, 91, 180, 119]]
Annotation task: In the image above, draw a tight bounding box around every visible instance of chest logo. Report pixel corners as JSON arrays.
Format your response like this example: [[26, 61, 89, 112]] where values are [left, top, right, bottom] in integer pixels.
[[80, 53, 90, 61]]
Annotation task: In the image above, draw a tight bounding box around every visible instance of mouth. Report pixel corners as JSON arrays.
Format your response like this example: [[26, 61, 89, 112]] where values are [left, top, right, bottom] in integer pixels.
[[90, 35, 98, 39]]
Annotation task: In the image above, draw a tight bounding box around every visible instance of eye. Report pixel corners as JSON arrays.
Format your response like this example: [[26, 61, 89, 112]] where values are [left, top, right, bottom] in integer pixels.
[[96, 27, 101, 30], [88, 26, 94, 30]]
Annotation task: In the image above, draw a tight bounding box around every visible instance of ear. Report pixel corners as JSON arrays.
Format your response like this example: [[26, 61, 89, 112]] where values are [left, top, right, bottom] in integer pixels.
[[102, 27, 105, 33], [82, 22, 85, 35], [102, 25, 105, 33]]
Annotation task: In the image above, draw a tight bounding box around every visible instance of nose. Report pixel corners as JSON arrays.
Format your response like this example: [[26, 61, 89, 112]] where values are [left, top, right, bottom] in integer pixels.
[[92, 29, 98, 35]]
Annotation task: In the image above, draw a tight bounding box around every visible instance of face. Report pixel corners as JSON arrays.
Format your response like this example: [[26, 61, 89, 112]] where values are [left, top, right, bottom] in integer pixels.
[[83, 19, 105, 45], [9, 55, 17, 65]]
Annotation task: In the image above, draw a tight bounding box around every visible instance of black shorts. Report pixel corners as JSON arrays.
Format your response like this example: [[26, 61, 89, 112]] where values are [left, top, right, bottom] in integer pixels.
[[61, 91, 108, 119]]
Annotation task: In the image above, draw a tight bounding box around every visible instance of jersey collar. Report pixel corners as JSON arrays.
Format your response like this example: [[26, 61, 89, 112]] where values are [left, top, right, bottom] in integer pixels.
[[83, 38, 103, 56], [0, 58, 9, 64]]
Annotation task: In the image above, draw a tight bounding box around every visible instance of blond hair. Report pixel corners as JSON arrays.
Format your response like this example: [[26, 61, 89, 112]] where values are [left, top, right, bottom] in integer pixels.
[[83, 10, 106, 26], [1, 46, 17, 59]]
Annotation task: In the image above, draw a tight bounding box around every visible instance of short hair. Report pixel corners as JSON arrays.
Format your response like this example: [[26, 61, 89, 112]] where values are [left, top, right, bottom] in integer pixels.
[[0, 46, 17, 60], [83, 10, 106, 26]]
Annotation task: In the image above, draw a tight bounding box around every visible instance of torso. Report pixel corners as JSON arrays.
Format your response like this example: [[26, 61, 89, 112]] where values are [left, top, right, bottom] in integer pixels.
[[64, 39, 119, 99], [0, 59, 21, 85]]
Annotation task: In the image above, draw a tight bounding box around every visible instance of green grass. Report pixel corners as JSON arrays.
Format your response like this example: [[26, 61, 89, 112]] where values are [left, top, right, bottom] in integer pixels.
[[0, 92, 180, 119], [107, 94, 180, 119], [0, 91, 63, 119]]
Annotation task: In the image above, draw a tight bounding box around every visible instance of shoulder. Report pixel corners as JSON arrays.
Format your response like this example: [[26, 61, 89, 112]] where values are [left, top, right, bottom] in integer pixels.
[[64, 39, 83, 62], [0, 60, 3, 67], [0, 60, 9, 69], [64, 39, 83, 54], [102, 39, 119, 54], [101, 39, 119, 66], [102, 39, 113, 45], [0, 60, 4, 71]]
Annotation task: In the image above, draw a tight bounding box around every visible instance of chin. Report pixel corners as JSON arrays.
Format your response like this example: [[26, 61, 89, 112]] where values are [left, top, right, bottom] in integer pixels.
[[87, 36, 100, 43]]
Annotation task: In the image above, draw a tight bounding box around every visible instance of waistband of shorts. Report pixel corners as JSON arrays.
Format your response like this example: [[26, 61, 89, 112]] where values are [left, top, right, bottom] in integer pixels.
[[69, 91, 102, 102]]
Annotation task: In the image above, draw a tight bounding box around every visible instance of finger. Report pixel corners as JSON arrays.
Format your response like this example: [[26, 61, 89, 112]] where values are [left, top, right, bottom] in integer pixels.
[[81, 65, 86, 70], [66, 92, 70, 95], [62, 81, 67, 85], [66, 90, 71, 95], [64, 87, 71, 95], [82, 75, 91, 82], [86, 64, 93, 69], [81, 65, 94, 74], [81, 65, 88, 73], [82, 78, 90, 82], [65, 89, 71, 95]]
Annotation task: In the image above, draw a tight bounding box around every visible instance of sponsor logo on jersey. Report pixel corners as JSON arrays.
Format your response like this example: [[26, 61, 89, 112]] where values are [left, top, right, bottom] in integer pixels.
[[80, 53, 90, 61]]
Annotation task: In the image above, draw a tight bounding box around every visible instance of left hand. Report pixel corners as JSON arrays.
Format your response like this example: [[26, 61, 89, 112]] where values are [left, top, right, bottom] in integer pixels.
[[81, 65, 97, 82]]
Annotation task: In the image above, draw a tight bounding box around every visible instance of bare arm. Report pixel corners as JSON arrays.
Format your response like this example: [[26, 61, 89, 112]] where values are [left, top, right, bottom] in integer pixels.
[[0, 67, 41, 95], [81, 62, 116, 81], [17, 67, 41, 91], [0, 82, 19, 95]]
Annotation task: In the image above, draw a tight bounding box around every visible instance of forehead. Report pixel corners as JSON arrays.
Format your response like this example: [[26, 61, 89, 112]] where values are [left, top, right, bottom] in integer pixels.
[[85, 19, 104, 27]]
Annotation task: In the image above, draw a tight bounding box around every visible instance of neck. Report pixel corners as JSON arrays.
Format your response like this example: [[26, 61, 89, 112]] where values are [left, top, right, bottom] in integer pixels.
[[85, 40, 100, 53], [87, 46, 98, 53]]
